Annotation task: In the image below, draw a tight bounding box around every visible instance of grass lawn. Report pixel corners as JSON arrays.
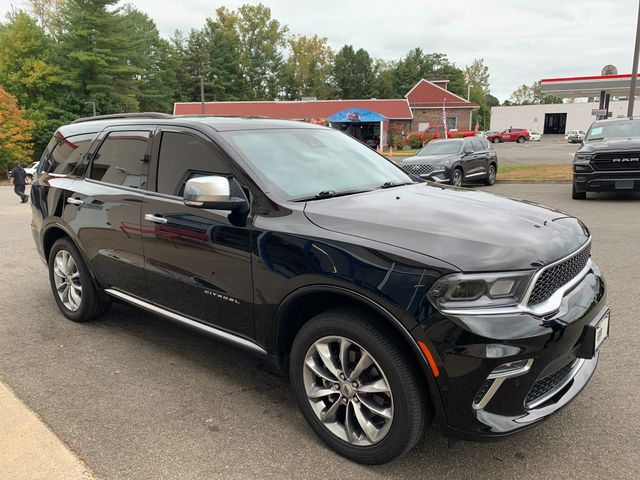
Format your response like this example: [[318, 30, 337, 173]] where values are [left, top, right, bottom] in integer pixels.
[[497, 163, 572, 181], [383, 148, 419, 156]]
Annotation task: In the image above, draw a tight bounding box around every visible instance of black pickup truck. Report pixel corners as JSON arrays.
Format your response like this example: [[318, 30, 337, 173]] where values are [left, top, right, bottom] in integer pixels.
[[573, 117, 640, 199]]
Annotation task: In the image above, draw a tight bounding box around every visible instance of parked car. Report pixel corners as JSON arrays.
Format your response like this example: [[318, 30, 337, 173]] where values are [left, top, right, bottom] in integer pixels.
[[529, 131, 542, 141], [32, 113, 609, 464], [399, 137, 497, 187], [568, 131, 586, 144], [572, 117, 640, 199], [487, 128, 530, 143], [24, 161, 40, 184], [404, 125, 477, 145]]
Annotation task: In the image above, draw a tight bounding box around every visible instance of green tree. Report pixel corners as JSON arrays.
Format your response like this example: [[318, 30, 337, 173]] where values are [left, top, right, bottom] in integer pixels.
[[28, 0, 66, 37], [507, 82, 562, 105], [333, 45, 374, 99], [56, 0, 141, 111], [282, 34, 333, 100], [235, 4, 287, 100], [371, 59, 396, 99], [464, 58, 490, 93]]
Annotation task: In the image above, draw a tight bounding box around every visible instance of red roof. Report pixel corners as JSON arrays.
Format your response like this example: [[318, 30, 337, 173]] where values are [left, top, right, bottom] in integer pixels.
[[173, 99, 413, 119], [405, 79, 475, 108]]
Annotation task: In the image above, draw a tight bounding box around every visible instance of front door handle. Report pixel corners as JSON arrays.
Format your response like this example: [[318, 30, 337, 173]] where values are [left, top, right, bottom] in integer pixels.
[[67, 197, 84, 206], [144, 214, 168, 224]]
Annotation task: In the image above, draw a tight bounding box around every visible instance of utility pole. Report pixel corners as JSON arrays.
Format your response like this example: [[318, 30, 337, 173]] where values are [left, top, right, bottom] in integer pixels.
[[199, 75, 205, 115], [628, 0, 640, 117]]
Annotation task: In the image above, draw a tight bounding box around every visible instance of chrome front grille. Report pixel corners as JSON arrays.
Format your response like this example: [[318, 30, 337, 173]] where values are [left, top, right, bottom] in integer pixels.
[[401, 164, 434, 176], [527, 243, 591, 307]]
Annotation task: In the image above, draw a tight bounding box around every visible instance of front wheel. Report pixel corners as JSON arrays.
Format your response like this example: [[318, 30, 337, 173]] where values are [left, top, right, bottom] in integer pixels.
[[451, 168, 463, 187], [484, 164, 497, 186], [572, 183, 587, 200], [492, 137, 500, 143], [517, 136, 526, 143], [289, 308, 429, 464]]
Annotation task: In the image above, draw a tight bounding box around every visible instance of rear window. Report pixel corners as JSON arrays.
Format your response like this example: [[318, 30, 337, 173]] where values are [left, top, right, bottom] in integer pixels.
[[90, 131, 151, 189], [42, 133, 96, 176]]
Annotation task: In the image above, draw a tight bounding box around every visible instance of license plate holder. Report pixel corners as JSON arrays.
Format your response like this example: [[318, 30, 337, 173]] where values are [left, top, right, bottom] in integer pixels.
[[577, 309, 610, 359], [615, 180, 634, 189]]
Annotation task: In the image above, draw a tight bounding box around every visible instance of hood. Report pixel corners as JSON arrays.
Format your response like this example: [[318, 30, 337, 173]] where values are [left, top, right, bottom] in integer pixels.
[[304, 183, 589, 272], [581, 137, 640, 152], [401, 154, 458, 165]]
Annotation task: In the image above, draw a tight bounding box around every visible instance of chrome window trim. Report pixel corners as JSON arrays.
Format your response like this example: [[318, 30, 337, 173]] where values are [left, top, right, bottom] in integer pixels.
[[441, 239, 592, 317], [105, 288, 266, 355], [525, 358, 585, 409]]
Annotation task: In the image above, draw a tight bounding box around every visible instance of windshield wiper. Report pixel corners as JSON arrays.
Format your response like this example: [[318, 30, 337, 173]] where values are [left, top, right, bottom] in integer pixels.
[[294, 188, 372, 202], [379, 181, 414, 189]]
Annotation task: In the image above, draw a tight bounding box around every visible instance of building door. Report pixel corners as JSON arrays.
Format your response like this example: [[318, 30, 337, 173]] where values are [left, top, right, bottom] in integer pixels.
[[544, 113, 567, 134]]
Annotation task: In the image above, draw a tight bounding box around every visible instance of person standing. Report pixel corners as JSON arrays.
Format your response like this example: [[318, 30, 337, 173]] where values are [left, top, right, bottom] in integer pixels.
[[10, 162, 29, 203]]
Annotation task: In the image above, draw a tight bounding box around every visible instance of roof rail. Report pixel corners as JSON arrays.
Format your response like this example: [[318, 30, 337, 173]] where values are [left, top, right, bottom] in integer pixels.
[[71, 112, 174, 124]]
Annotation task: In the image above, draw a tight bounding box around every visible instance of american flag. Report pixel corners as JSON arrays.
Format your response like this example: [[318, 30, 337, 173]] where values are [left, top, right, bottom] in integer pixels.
[[441, 98, 448, 139]]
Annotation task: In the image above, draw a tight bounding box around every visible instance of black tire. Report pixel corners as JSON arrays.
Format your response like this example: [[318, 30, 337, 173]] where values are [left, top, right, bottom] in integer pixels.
[[484, 163, 497, 186], [492, 137, 500, 144], [572, 183, 587, 200], [517, 136, 525, 143], [48, 237, 110, 322], [290, 308, 430, 464], [451, 168, 463, 187]]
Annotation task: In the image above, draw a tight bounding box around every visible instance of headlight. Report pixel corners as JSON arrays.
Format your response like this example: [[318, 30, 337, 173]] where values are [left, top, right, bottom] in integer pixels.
[[574, 153, 593, 164], [427, 271, 534, 311]]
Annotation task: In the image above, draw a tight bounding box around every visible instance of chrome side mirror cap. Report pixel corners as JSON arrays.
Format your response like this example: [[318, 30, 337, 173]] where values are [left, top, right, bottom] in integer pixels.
[[183, 175, 247, 211]]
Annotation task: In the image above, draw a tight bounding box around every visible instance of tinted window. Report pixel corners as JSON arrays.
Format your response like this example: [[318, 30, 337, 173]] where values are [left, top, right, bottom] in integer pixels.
[[157, 132, 231, 196], [90, 131, 150, 188], [471, 139, 484, 151], [480, 138, 490, 149], [418, 140, 463, 155], [44, 133, 96, 176]]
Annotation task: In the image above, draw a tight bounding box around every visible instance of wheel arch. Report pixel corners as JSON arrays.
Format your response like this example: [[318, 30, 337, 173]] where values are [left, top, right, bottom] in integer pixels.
[[273, 285, 444, 416]]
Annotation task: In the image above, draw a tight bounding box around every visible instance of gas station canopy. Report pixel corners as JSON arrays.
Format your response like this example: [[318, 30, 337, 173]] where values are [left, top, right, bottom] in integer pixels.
[[540, 73, 639, 98]]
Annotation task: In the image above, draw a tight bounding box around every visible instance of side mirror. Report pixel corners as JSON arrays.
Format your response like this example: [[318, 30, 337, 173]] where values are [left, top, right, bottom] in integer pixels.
[[183, 175, 247, 211], [464, 146, 474, 154]]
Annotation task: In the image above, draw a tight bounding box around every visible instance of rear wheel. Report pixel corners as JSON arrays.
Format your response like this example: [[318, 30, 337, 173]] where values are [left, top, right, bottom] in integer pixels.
[[48, 237, 110, 322], [451, 168, 463, 187], [517, 136, 526, 143], [484, 164, 497, 186], [572, 183, 587, 200], [289, 308, 429, 464]]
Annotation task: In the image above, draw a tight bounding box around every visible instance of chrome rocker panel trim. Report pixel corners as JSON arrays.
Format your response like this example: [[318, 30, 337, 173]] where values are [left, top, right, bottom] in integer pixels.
[[105, 288, 267, 355]]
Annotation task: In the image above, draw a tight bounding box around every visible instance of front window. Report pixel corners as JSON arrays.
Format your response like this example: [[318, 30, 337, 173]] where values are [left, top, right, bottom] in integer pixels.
[[223, 128, 412, 200], [586, 121, 640, 141], [417, 140, 463, 156]]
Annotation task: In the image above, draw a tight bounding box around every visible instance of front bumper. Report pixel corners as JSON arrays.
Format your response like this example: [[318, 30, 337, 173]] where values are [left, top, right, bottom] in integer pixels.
[[573, 170, 640, 192], [411, 262, 607, 441]]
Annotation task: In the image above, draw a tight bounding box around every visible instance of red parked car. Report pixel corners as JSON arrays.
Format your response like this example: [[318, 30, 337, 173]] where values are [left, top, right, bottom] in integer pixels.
[[487, 128, 530, 143]]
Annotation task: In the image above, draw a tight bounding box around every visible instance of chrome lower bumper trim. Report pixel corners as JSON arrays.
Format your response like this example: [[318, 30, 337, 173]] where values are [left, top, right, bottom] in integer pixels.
[[105, 288, 267, 355], [525, 358, 586, 409], [472, 359, 534, 411]]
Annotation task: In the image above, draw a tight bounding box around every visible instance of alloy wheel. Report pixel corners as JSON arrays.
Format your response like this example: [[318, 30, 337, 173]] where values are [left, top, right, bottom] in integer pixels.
[[52, 250, 82, 311], [452, 170, 463, 187], [302, 336, 394, 446]]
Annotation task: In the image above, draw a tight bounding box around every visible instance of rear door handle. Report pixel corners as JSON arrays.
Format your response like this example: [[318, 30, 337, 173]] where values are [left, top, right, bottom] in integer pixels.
[[67, 197, 84, 206], [144, 214, 168, 224]]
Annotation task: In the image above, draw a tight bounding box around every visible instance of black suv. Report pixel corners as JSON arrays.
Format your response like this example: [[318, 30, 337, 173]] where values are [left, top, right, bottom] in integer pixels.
[[399, 137, 497, 187], [573, 117, 640, 199], [31, 114, 609, 464]]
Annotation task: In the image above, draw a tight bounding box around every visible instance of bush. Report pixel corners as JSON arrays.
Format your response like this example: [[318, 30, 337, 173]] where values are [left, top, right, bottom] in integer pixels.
[[406, 133, 424, 149], [392, 134, 404, 150]]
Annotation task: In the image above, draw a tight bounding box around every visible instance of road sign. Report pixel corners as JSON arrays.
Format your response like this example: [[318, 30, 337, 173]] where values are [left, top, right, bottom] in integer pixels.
[[592, 109, 607, 116]]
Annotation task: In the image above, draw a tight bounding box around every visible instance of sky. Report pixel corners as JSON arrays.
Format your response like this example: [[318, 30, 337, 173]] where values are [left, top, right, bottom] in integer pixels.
[[1, 0, 638, 101]]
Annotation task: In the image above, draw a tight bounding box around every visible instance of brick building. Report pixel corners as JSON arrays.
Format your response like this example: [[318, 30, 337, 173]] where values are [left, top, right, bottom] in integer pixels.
[[173, 79, 477, 148]]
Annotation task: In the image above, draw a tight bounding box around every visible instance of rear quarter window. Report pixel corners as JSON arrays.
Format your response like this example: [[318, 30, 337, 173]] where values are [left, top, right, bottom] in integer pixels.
[[44, 132, 97, 177]]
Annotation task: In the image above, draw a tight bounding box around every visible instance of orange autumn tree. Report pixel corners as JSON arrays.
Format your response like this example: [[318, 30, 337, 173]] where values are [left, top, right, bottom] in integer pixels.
[[0, 85, 34, 175]]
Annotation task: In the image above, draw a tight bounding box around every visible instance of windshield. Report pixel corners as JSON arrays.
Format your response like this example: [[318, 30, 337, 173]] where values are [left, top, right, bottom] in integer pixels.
[[417, 140, 462, 156], [587, 121, 640, 141], [223, 128, 412, 200]]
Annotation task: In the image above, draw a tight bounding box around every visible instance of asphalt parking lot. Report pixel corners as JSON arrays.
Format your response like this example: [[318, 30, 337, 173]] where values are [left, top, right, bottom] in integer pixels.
[[1, 184, 639, 480], [490, 135, 579, 164]]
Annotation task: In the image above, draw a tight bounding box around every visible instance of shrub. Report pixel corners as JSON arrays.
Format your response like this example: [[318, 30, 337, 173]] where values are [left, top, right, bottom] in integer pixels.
[[406, 133, 424, 149], [392, 134, 404, 150]]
